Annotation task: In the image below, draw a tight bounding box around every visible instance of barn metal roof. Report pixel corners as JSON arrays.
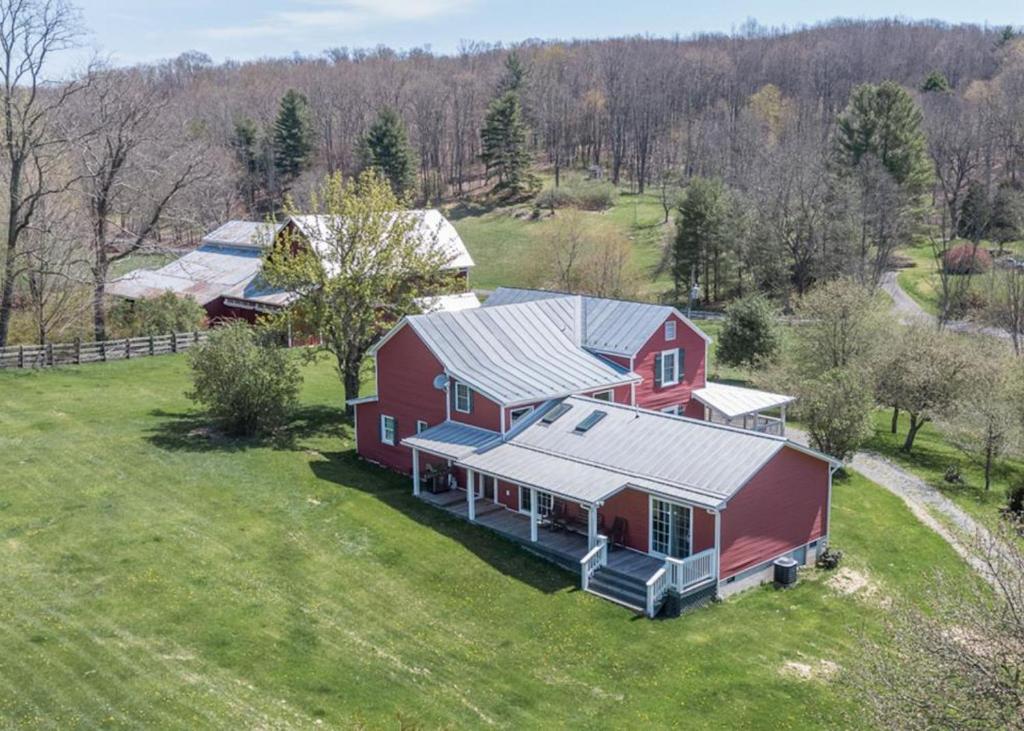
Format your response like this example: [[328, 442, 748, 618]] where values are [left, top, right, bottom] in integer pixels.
[[401, 298, 639, 405], [106, 245, 264, 305], [202, 220, 285, 249], [291, 209, 474, 273], [483, 287, 711, 355], [415, 292, 481, 313], [692, 382, 795, 419], [402, 421, 500, 461]]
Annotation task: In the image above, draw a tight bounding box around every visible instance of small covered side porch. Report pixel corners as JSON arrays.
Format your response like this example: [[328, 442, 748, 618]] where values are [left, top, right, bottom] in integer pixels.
[[692, 381, 795, 437]]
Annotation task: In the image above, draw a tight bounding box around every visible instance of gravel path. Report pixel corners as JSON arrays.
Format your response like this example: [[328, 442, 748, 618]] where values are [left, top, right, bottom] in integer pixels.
[[789, 427, 1004, 586], [880, 270, 1010, 340]]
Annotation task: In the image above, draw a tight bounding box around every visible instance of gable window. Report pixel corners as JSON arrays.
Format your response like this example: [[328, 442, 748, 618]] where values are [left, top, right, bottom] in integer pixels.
[[454, 382, 472, 413], [660, 348, 679, 386], [509, 406, 534, 425], [416, 420, 428, 434], [592, 390, 614, 402], [665, 320, 677, 341], [380, 415, 396, 445]]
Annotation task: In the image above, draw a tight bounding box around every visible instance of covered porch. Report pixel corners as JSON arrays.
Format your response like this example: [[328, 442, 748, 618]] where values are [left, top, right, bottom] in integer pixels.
[[692, 382, 794, 437]]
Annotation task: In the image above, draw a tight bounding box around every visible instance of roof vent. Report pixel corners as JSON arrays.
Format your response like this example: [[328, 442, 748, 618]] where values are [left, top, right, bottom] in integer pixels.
[[541, 403, 573, 425], [574, 410, 607, 433]]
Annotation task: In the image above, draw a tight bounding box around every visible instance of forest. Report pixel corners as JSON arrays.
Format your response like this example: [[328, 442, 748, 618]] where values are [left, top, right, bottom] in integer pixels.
[[2, 8, 1024, 346]]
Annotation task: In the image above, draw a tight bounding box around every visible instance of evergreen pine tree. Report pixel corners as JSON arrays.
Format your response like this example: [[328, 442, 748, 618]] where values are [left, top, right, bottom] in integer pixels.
[[480, 91, 531, 196], [921, 70, 950, 93], [273, 89, 314, 188], [990, 184, 1024, 244], [958, 180, 992, 242], [358, 107, 416, 198], [496, 50, 528, 95], [672, 178, 729, 300], [232, 117, 269, 214], [834, 81, 931, 196]]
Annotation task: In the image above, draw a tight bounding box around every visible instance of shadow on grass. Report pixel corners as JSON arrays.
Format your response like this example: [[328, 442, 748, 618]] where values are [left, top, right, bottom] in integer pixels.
[[145, 404, 348, 453], [310, 450, 575, 596], [445, 199, 503, 221]]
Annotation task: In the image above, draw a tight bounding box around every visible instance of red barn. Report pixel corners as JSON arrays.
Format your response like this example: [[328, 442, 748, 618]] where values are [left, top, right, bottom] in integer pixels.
[[352, 288, 838, 617]]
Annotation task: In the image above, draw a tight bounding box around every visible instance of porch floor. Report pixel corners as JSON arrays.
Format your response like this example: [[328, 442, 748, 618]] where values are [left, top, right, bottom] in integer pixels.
[[419, 488, 663, 582]]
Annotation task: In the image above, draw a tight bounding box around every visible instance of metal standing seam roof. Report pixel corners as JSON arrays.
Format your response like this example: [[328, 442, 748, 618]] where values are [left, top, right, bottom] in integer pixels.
[[474, 396, 793, 506], [483, 287, 711, 355], [692, 382, 796, 419], [402, 421, 500, 461], [415, 292, 482, 313], [202, 220, 285, 249], [402, 298, 639, 405], [106, 245, 265, 305], [290, 209, 474, 273]]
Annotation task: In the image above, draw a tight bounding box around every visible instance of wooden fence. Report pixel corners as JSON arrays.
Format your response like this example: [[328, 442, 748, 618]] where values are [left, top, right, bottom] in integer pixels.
[[0, 332, 209, 369]]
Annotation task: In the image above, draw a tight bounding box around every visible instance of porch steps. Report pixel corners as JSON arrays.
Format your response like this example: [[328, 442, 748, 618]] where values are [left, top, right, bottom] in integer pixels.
[[586, 566, 648, 613]]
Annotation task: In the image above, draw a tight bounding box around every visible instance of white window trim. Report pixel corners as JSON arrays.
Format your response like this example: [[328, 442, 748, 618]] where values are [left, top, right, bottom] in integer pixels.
[[665, 320, 677, 341], [661, 405, 680, 415], [518, 486, 553, 516], [416, 420, 428, 434], [647, 494, 694, 560], [380, 414, 396, 446], [509, 405, 534, 424], [592, 390, 614, 402], [660, 348, 679, 387], [454, 382, 472, 413]]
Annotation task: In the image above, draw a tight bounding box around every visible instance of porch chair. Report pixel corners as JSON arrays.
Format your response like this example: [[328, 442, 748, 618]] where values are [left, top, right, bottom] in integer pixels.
[[608, 517, 628, 547]]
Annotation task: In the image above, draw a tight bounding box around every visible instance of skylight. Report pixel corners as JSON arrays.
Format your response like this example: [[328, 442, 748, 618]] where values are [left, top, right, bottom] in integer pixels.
[[574, 410, 607, 433], [541, 403, 573, 425]]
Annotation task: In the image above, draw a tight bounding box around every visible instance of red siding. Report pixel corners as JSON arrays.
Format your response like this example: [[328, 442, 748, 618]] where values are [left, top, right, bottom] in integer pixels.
[[719, 447, 830, 578], [581, 382, 633, 404], [630, 313, 707, 413], [692, 508, 715, 553], [495, 479, 520, 510], [451, 378, 502, 431], [683, 399, 706, 420], [355, 323, 450, 473], [598, 488, 649, 553]]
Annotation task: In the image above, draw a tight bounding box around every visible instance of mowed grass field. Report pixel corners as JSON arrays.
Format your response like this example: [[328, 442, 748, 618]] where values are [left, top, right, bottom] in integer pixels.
[[0, 355, 976, 729], [448, 189, 674, 299]]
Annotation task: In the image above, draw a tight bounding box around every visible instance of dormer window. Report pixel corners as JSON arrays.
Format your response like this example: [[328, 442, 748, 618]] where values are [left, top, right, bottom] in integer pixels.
[[665, 320, 677, 341], [454, 382, 473, 413]]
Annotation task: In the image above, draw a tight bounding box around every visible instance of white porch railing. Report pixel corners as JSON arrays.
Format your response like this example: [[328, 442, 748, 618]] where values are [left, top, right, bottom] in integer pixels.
[[579, 535, 608, 591], [753, 415, 784, 436], [668, 548, 717, 591], [645, 567, 670, 617]]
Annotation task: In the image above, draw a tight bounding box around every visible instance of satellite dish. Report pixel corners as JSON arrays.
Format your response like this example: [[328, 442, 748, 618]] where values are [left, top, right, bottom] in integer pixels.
[[432, 374, 448, 391]]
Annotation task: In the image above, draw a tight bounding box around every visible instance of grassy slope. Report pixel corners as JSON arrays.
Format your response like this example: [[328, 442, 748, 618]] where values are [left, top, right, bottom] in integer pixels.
[[0, 355, 975, 729], [449, 190, 674, 299]]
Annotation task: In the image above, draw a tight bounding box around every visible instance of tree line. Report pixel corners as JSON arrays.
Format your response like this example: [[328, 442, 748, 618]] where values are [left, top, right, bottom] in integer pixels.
[[2, 2, 1024, 347]]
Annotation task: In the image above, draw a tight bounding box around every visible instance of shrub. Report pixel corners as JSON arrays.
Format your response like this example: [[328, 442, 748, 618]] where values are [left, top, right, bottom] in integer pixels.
[[109, 291, 206, 337], [816, 547, 843, 570], [187, 322, 302, 437], [534, 186, 578, 210], [798, 367, 874, 461], [942, 243, 992, 275], [533, 178, 618, 212], [1005, 484, 1024, 520], [717, 294, 782, 369]]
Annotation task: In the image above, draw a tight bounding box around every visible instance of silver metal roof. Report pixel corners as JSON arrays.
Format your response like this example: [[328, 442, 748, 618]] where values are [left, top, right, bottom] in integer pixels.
[[415, 292, 481, 313], [483, 396, 790, 505], [291, 209, 474, 273], [483, 287, 711, 355], [402, 298, 639, 405], [692, 382, 796, 419], [106, 245, 264, 305], [202, 220, 285, 249], [401, 422, 499, 461]]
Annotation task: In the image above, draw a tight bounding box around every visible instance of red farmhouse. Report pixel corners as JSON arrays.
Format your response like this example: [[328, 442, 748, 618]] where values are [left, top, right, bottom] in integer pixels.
[[351, 288, 838, 616]]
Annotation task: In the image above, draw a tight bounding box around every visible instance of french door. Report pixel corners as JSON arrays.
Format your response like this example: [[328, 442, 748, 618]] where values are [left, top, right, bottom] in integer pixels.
[[650, 498, 691, 559]]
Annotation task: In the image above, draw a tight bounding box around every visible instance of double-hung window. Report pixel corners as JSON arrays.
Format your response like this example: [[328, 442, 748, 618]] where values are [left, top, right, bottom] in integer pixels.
[[380, 415, 396, 445], [660, 348, 679, 386], [454, 382, 472, 413], [665, 320, 677, 341]]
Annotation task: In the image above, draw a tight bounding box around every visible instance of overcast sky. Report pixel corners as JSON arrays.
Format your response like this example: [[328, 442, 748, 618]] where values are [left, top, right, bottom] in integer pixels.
[[52, 0, 1024, 75]]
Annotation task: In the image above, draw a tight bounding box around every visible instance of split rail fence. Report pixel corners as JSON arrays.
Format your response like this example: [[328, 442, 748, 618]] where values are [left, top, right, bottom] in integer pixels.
[[0, 332, 209, 369]]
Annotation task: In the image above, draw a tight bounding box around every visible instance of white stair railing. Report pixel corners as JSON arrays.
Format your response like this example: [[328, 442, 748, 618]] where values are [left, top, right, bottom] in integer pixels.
[[645, 567, 669, 617], [676, 548, 716, 590], [579, 535, 608, 591]]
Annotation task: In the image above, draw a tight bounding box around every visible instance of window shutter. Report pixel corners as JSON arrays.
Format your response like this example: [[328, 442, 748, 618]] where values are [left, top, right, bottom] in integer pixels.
[[653, 353, 662, 388], [393, 417, 398, 440], [468, 388, 474, 413], [450, 382, 456, 411], [380, 416, 385, 441], [678, 348, 685, 381]]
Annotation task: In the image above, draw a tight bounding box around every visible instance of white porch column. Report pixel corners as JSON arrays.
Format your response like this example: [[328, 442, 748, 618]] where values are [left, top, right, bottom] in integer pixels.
[[713, 509, 722, 581], [587, 504, 598, 549], [781, 404, 787, 435], [529, 488, 538, 542], [412, 448, 420, 497], [467, 470, 476, 522]]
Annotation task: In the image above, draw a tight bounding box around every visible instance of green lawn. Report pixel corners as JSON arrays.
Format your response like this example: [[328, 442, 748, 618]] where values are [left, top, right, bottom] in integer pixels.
[[0, 355, 977, 729], [863, 409, 1021, 525], [449, 188, 675, 300]]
